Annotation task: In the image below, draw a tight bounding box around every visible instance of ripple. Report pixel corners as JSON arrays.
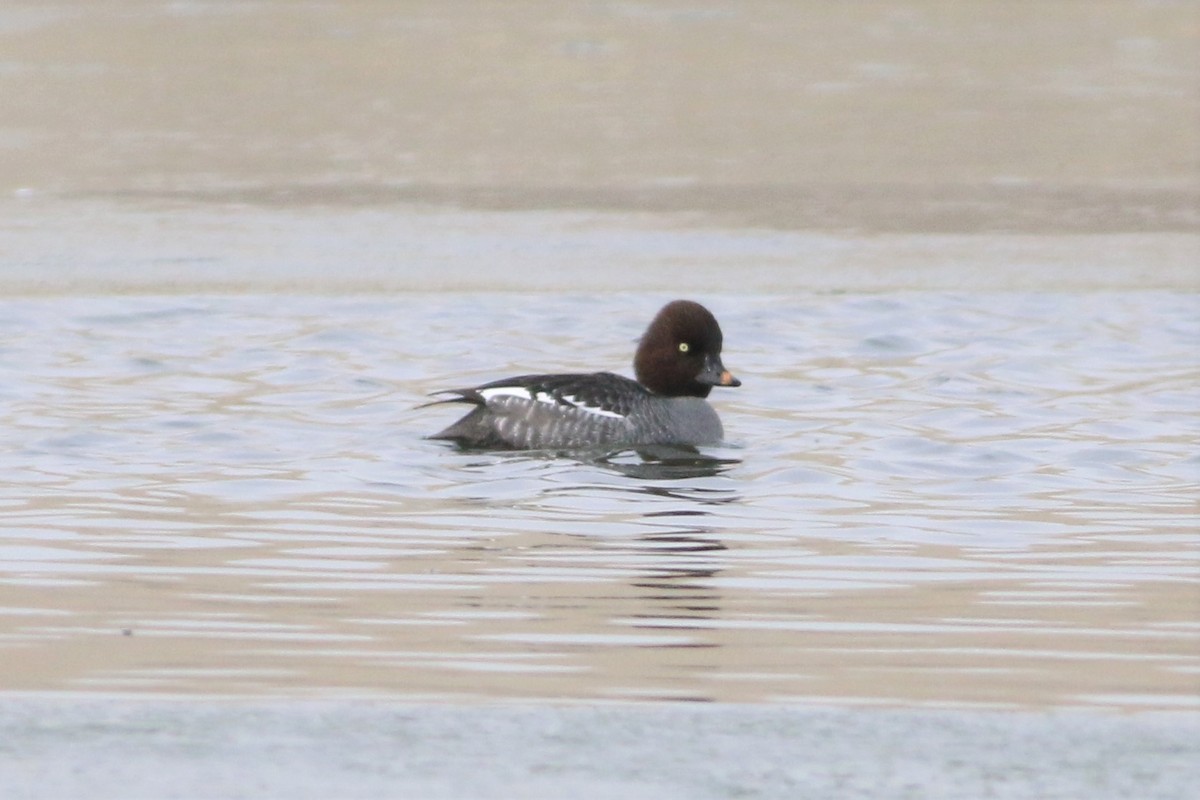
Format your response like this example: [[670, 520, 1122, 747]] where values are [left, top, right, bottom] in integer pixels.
[[0, 291, 1195, 708]]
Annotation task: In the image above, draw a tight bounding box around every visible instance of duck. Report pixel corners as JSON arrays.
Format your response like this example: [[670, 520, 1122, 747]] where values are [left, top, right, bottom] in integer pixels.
[[426, 299, 740, 450]]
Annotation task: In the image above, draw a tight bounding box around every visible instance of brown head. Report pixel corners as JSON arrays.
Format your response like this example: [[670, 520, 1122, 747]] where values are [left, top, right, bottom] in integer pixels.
[[633, 300, 741, 398]]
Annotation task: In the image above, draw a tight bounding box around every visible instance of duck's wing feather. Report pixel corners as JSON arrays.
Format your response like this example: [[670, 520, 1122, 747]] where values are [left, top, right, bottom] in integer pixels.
[[426, 372, 650, 448], [430, 372, 649, 419]]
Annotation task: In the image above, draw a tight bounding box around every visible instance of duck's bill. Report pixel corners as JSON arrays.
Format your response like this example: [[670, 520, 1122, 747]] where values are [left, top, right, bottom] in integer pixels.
[[697, 358, 742, 388]]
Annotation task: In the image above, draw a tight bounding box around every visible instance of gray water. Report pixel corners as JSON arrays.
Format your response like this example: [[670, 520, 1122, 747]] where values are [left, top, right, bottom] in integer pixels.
[[2, 290, 1196, 708]]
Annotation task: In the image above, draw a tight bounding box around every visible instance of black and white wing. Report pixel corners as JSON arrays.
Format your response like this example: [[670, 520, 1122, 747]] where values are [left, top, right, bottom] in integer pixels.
[[427, 372, 648, 448]]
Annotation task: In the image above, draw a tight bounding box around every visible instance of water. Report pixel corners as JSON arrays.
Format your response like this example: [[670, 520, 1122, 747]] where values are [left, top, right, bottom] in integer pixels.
[[1, 290, 1196, 708]]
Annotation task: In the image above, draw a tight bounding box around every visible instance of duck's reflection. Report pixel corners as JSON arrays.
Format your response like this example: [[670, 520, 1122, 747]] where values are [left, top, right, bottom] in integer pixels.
[[623, 526, 724, 703], [629, 527, 725, 599], [604, 450, 737, 696], [592, 445, 741, 482]]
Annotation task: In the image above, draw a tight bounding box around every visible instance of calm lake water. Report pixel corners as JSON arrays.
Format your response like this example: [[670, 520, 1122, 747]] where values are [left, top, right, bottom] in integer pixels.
[[1, 289, 1196, 708]]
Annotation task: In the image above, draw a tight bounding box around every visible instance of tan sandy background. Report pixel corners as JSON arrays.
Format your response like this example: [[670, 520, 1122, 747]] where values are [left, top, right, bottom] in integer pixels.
[[1, 0, 1197, 233]]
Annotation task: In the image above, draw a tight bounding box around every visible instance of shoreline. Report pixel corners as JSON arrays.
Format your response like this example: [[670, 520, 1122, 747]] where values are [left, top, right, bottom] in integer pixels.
[[3, 197, 1197, 296]]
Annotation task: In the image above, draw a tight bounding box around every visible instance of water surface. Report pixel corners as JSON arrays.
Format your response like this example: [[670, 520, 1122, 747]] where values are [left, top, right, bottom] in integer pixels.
[[1, 290, 1195, 708]]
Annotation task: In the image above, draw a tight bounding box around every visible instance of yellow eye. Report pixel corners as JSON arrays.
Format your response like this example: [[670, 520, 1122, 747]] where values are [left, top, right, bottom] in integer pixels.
[[678, 342, 690, 353]]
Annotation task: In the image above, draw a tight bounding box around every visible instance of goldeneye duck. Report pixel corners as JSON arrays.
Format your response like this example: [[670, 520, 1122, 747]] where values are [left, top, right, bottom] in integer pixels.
[[427, 299, 741, 450]]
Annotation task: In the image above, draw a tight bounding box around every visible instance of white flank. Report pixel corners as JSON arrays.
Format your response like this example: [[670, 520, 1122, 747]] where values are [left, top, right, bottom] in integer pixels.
[[560, 394, 625, 419], [479, 386, 624, 420], [478, 386, 534, 403]]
